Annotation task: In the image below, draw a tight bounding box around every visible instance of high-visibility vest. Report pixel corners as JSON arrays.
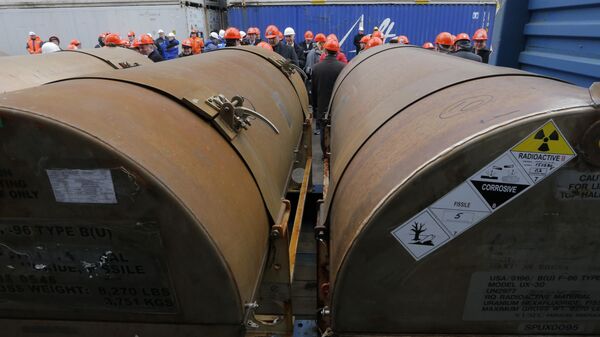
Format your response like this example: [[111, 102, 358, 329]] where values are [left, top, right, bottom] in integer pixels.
[[190, 36, 204, 54], [27, 38, 43, 54]]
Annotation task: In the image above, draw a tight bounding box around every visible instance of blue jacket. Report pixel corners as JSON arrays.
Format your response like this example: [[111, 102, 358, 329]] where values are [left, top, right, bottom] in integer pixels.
[[155, 37, 167, 58], [164, 38, 179, 60], [204, 40, 219, 52]]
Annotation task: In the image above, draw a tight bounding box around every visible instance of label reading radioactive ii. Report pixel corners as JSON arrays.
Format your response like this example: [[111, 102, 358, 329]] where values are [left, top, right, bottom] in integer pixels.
[[391, 120, 576, 261]]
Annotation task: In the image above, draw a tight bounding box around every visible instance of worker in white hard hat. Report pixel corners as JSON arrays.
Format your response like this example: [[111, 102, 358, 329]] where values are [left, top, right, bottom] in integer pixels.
[[353, 25, 365, 55], [26, 32, 43, 54], [41, 42, 60, 54], [284, 27, 305, 68], [154, 29, 167, 58], [163, 32, 179, 60]]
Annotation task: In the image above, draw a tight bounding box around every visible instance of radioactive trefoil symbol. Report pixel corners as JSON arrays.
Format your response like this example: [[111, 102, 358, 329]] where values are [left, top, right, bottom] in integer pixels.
[[534, 129, 559, 152]]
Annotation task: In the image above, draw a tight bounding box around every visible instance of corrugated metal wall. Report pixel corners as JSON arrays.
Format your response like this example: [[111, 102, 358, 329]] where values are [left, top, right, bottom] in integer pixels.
[[518, 0, 600, 87], [227, 3, 496, 60]]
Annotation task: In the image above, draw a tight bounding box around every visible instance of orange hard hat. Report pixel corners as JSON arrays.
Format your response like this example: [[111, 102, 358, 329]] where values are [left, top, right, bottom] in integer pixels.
[[372, 31, 383, 39], [257, 41, 273, 51], [473, 28, 488, 41], [255, 27, 261, 36], [365, 37, 383, 49], [435, 32, 454, 46], [182, 38, 193, 47], [360, 35, 370, 44], [104, 33, 122, 46], [139, 34, 154, 45], [120, 39, 130, 47], [327, 34, 338, 42], [224, 27, 241, 40], [247, 27, 258, 35], [455, 33, 470, 42], [128, 31, 135, 37], [132, 39, 140, 48], [422, 42, 435, 49], [265, 25, 279, 39], [314, 33, 327, 43], [324, 38, 340, 52], [70, 39, 80, 45], [398, 35, 409, 44], [304, 31, 314, 39]]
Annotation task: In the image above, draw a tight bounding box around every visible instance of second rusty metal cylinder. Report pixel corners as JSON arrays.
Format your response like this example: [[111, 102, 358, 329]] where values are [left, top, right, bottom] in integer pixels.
[[325, 45, 600, 335], [0, 47, 307, 336], [0, 48, 152, 94]]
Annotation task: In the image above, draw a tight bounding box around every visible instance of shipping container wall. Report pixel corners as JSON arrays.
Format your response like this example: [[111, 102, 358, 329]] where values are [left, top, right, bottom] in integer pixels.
[[520, 0, 600, 87], [228, 3, 496, 60], [0, 4, 219, 55]]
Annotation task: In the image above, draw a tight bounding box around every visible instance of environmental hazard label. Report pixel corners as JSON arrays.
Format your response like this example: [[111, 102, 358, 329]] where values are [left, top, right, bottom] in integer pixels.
[[391, 119, 576, 261]]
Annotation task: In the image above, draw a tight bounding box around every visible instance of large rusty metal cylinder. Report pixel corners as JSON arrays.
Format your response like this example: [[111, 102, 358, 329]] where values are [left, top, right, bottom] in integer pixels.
[[0, 47, 307, 336], [0, 48, 152, 94], [324, 45, 600, 335]]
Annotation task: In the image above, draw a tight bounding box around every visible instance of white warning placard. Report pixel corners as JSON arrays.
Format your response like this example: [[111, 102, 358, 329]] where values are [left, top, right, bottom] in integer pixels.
[[391, 209, 450, 260], [391, 119, 576, 261], [46, 169, 118, 204]]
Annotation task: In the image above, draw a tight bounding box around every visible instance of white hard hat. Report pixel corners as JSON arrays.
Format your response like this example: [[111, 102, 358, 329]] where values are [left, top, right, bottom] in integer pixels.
[[284, 27, 295, 36], [219, 29, 225, 38], [41, 42, 60, 54], [167, 32, 175, 37], [240, 31, 246, 38], [29, 31, 36, 36], [210, 32, 219, 40], [157, 29, 164, 34], [146, 32, 153, 38]]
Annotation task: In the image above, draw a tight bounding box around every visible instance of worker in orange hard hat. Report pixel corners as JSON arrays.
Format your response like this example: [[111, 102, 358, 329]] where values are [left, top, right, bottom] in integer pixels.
[[304, 33, 327, 110], [319, 33, 348, 64], [473, 28, 491, 63], [311, 38, 345, 137], [257, 41, 273, 51], [224, 27, 242, 47], [127, 31, 136, 45], [422, 42, 435, 50], [300, 30, 315, 65], [104, 33, 122, 47], [371, 30, 384, 41], [26, 32, 43, 54], [95, 32, 106, 48], [358, 35, 370, 53], [138, 34, 163, 62], [66, 39, 81, 50], [179, 38, 194, 57], [452, 33, 482, 62], [265, 25, 299, 66], [364, 37, 383, 50], [435, 32, 454, 54], [189, 30, 204, 54], [246, 27, 260, 45]]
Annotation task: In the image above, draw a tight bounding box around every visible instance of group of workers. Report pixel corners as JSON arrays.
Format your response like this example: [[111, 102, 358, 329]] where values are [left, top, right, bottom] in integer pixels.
[[26, 32, 81, 54]]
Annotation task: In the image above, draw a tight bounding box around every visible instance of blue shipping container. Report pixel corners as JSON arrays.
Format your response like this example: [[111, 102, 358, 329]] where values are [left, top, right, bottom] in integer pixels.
[[228, 3, 497, 60]]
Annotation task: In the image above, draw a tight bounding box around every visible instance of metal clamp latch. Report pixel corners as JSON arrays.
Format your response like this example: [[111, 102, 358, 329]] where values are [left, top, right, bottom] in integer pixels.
[[206, 95, 279, 137]]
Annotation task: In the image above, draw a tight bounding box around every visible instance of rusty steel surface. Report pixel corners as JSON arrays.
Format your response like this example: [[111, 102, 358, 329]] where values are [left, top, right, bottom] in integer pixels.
[[326, 46, 600, 335], [66, 46, 307, 222], [0, 48, 305, 335], [0, 48, 150, 94]]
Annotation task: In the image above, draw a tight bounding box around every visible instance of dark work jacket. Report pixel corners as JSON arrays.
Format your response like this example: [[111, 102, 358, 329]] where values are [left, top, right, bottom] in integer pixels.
[[311, 54, 345, 117], [476, 48, 491, 64], [290, 42, 305, 68], [148, 49, 164, 62], [273, 41, 299, 66], [300, 41, 314, 59], [452, 50, 483, 62], [353, 33, 365, 54]]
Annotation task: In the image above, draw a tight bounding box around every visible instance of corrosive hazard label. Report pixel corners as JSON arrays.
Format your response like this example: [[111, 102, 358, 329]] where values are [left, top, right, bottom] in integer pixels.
[[391, 120, 576, 260]]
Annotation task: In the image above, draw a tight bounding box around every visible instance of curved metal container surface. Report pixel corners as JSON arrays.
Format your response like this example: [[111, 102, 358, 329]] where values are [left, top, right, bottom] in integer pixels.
[[0, 47, 305, 336], [327, 46, 600, 334], [0, 48, 151, 94]]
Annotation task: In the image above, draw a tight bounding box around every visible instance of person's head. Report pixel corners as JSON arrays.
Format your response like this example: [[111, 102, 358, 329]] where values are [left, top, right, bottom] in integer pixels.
[[324, 38, 339, 56], [257, 41, 273, 51], [284, 27, 296, 45], [304, 31, 313, 43], [365, 37, 383, 50], [182, 39, 193, 55], [314, 33, 326, 51], [70, 39, 81, 48], [104, 33, 122, 47], [41, 42, 60, 54], [422, 42, 435, 50], [190, 30, 198, 38], [398, 35, 409, 45], [138, 34, 155, 55], [473, 28, 488, 50], [224, 27, 241, 47], [359, 35, 370, 50], [266, 26, 280, 46], [167, 32, 175, 41], [358, 27, 364, 34], [49, 36, 60, 46], [29, 32, 37, 40], [157, 29, 165, 38], [210, 32, 220, 43], [128, 31, 135, 42], [247, 27, 258, 42], [219, 29, 226, 40], [454, 33, 471, 51], [435, 32, 454, 53]]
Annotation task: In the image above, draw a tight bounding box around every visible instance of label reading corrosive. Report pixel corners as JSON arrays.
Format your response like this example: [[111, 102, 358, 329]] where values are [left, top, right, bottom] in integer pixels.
[[47, 169, 117, 204], [391, 120, 576, 260]]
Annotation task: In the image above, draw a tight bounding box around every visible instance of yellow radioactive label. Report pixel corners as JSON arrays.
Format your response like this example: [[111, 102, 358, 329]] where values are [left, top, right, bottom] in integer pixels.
[[512, 120, 575, 155]]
